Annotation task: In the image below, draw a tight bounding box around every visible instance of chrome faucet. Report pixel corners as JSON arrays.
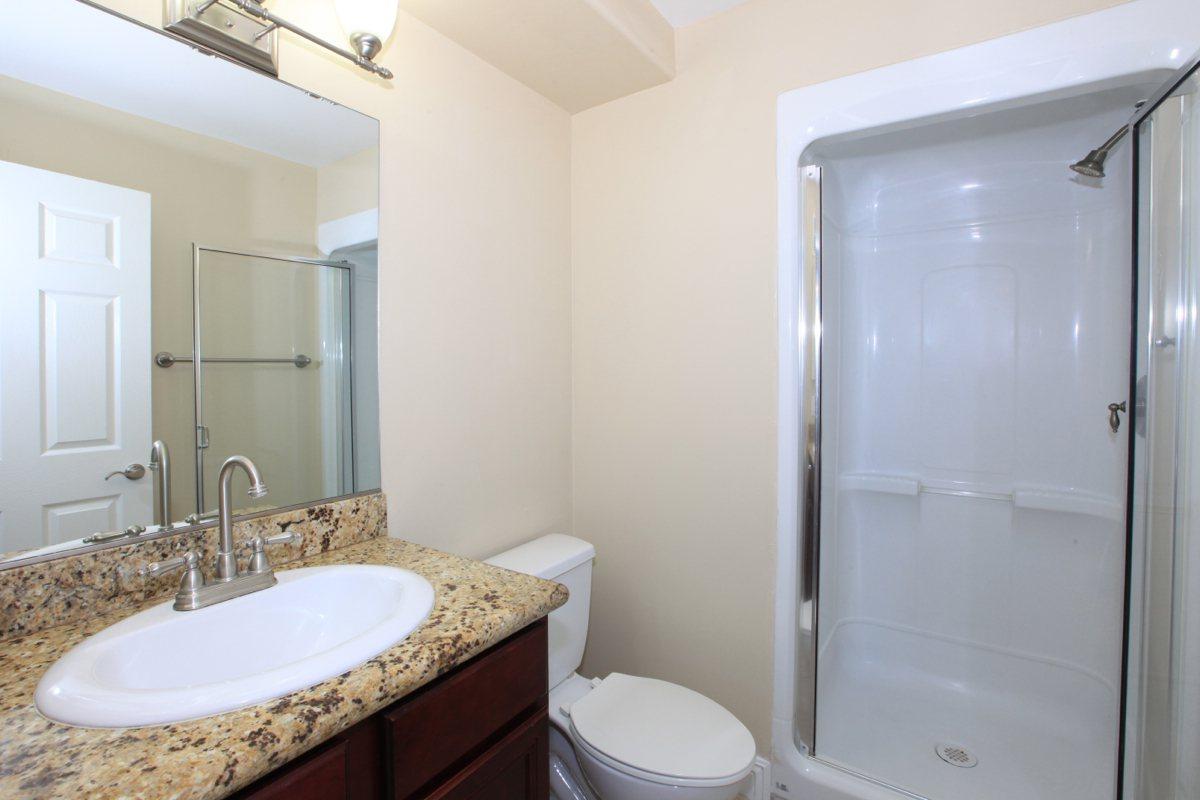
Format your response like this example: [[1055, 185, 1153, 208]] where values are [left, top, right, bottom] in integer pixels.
[[138, 454, 298, 611], [215, 455, 268, 580], [148, 440, 172, 529]]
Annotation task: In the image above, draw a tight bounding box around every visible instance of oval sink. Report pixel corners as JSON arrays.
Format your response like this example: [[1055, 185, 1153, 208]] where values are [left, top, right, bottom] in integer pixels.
[[36, 564, 435, 728]]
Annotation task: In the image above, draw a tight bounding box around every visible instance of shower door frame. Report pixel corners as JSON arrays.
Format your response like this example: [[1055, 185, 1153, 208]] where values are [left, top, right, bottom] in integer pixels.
[[794, 163, 823, 754], [795, 122, 1139, 794], [1121, 50, 1200, 799], [190, 244, 356, 515], [771, 4, 1200, 798]]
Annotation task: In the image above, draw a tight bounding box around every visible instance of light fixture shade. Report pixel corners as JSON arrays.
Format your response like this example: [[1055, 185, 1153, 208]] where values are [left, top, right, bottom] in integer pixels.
[[334, 0, 398, 39]]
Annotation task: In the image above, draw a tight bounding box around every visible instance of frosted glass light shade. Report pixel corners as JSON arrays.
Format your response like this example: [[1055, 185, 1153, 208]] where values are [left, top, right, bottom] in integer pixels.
[[334, 0, 398, 39]]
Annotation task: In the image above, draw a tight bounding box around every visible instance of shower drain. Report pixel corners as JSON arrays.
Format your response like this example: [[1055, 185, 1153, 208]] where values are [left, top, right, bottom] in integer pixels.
[[935, 743, 978, 768]]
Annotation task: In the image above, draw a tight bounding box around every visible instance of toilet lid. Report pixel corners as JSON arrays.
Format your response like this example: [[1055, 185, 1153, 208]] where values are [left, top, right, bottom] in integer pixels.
[[567, 673, 755, 781]]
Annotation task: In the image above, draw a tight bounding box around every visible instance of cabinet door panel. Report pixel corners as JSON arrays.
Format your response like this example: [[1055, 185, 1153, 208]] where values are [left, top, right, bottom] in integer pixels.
[[384, 620, 547, 798], [239, 739, 347, 800], [428, 709, 549, 800]]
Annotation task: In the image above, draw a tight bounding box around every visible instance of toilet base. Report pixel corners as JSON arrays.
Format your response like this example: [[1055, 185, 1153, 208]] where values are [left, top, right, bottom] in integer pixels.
[[550, 724, 598, 800]]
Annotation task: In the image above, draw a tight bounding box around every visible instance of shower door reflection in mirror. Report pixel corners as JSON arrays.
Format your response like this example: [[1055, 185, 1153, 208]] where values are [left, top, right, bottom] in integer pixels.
[[189, 248, 376, 519]]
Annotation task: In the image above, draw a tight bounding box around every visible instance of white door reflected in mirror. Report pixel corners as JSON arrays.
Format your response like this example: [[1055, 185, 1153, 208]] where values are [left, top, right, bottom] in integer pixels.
[[0, 161, 152, 551]]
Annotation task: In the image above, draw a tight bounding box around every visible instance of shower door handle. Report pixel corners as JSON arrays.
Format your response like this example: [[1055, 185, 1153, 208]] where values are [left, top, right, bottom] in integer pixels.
[[1108, 401, 1126, 433]]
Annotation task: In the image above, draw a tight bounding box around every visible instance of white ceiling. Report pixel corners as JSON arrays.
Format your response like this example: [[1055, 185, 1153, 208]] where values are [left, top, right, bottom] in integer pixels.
[[396, 0, 675, 113], [649, 0, 752, 28]]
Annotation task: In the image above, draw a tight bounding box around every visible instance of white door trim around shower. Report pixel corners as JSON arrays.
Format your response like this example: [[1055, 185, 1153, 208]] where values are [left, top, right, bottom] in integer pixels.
[[771, 2, 1200, 798]]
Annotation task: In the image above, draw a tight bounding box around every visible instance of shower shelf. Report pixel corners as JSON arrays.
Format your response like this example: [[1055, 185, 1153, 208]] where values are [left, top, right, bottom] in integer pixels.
[[837, 473, 1123, 521]]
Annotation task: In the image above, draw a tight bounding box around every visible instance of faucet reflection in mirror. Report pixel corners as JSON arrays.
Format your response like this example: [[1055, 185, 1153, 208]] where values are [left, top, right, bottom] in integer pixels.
[[149, 440, 172, 530]]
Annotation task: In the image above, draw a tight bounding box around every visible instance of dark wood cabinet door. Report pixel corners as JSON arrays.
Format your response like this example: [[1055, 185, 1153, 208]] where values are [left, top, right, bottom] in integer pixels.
[[231, 716, 380, 800], [238, 739, 348, 800], [384, 620, 547, 799], [427, 709, 549, 800]]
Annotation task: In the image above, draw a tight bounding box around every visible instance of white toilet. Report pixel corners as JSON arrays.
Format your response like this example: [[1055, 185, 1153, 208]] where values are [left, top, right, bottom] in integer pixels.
[[486, 534, 756, 800]]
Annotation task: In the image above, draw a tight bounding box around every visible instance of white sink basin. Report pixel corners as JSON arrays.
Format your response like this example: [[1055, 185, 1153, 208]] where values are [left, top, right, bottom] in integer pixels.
[[36, 564, 435, 728]]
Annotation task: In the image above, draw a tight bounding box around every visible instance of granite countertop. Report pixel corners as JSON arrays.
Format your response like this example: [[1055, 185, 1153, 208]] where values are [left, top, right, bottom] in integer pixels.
[[0, 537, 568, 799]]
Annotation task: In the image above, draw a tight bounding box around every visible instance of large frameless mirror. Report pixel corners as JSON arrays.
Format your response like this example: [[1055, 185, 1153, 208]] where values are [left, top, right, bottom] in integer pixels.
[[0, 0, 381, 566]]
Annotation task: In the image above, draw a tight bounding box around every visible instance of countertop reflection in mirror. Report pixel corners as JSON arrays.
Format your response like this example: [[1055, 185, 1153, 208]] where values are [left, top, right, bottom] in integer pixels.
[[0, 0, 381, 568]]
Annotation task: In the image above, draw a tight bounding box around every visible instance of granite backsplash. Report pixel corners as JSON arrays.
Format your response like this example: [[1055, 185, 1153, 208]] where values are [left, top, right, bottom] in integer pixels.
[[0, 492, 387, 641]]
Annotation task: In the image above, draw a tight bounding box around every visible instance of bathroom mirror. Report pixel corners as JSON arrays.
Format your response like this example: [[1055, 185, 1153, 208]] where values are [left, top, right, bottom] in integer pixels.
[[0, 0, 381, 566]]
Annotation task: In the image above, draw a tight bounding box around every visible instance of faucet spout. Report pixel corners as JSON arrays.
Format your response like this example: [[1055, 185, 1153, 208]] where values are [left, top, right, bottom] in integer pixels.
[[215, 455, 268, 581]]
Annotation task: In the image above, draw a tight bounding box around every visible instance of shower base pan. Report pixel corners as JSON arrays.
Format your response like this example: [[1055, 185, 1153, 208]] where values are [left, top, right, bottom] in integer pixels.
[[813, 621, 1116, 800]]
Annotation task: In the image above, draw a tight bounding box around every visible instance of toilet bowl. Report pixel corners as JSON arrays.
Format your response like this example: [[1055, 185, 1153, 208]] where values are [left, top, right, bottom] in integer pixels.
[[486, 535, 756, 800]]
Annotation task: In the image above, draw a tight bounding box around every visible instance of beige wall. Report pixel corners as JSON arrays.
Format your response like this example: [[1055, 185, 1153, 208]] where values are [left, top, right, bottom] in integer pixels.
[[92, 0, 574, 556], [318, 146, 380, 225], [571, 0, 1124, 749], [0, 75, 321, 523]]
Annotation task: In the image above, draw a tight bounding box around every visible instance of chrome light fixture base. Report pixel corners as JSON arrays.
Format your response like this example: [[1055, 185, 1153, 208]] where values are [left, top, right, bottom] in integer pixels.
[[165, 0, 392, 80], [165, 0, 279, 76], [350, 32, 382, 61]]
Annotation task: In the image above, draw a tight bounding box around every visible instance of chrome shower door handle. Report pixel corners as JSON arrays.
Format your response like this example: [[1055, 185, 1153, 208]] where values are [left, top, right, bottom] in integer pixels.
[[105, 463, 146, 481], [1108, 401, 1127, 433]]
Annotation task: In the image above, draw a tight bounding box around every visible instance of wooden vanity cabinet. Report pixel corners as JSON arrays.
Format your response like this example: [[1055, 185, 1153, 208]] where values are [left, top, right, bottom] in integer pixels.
[[233, 618, 548, 800]]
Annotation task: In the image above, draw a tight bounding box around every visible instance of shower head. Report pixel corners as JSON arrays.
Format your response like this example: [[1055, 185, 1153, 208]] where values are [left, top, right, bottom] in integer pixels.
[[1069, 150, 1108, 178], [1070, 125, 1129, 178]]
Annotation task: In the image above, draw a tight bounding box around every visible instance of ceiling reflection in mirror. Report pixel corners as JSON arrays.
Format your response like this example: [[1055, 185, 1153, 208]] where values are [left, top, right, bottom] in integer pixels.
[[0, 0, 381, 565]]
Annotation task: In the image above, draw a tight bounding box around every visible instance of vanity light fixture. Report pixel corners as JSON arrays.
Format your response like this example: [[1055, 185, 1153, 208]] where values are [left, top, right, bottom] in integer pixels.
[[167, 0, 394, 80], [334, 0, 399, 67]]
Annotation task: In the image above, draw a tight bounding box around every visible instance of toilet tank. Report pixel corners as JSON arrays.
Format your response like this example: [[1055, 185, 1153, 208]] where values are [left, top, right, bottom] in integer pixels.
[[485, 534, 594, 689]]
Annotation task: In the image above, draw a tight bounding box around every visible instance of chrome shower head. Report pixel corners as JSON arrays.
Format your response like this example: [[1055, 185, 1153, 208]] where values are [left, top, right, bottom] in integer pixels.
[[1070, 125, 1129, 178], [1069, 150, 1108, 177]]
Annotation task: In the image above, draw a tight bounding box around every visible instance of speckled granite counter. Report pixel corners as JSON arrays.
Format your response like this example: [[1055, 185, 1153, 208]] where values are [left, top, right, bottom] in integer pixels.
[[0, 537, 567, 799]]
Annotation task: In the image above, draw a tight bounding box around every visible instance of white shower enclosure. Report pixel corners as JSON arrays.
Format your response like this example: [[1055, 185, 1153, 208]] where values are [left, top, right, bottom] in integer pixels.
[[772, 3, 1200, 800], [808, 89, 1134, 800]]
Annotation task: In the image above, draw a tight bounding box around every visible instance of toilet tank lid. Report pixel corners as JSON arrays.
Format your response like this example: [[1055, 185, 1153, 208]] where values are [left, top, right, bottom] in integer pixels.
[[485, 534, 595, 580]]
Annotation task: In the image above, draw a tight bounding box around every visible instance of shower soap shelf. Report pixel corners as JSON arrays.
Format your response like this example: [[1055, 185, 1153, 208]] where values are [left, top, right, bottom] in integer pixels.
[[837, 473, 1122, 521]]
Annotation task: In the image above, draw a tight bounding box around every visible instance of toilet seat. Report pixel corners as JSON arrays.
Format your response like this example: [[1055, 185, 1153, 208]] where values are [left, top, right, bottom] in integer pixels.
[[566, 673, 755, 787]]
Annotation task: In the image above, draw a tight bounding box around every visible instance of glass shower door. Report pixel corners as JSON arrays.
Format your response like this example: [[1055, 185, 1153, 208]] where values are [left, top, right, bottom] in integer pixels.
[[801, 82, 1143, 800], [192, 247, 354, 516], [1125, 57, 1200, 800]]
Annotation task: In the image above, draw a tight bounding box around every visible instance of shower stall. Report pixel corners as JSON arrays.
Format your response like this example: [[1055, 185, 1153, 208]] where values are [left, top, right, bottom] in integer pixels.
[[773, 4, 1200, 800]]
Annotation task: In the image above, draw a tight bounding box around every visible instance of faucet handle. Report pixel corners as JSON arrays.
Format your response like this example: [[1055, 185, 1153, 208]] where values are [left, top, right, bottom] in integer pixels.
[[247, 531, 301, 574], [138, 551, 196, 577], [138, 550, 205, 592], [138, 552, 206, 610]]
